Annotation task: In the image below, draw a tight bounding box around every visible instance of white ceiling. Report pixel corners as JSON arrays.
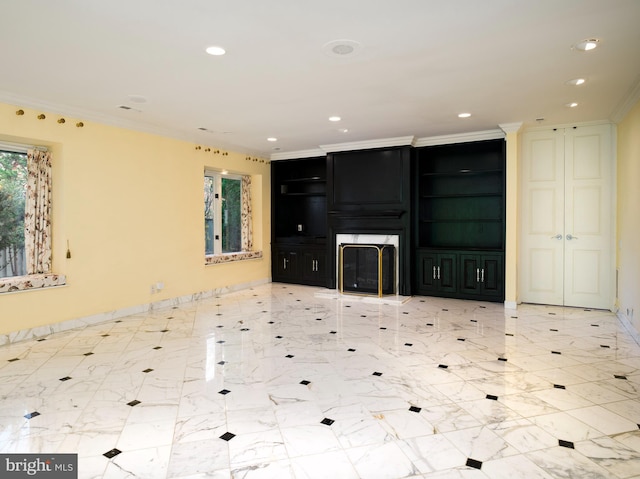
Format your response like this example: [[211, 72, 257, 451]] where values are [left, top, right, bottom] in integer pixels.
[[1, 0, 639, 159]]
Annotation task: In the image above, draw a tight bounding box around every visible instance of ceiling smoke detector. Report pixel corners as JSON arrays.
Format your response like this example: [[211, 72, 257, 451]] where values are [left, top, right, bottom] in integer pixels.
[[323, 39, 361, 58]]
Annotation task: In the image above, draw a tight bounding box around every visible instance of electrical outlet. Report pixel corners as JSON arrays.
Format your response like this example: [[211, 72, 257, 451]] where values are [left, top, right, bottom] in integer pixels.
[[156, 281, 164, 291], [297, 224, 303, 232]]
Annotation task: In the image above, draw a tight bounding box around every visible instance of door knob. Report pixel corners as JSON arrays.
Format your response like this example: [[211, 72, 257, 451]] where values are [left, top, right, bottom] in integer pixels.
[[566, 234, 578, 240], [551, 234, 563, 240]]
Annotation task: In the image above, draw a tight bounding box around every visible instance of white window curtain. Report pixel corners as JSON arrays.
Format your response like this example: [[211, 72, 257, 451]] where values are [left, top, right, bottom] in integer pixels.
[[241, 175, 253, 251], [25, 149, 52, 274]]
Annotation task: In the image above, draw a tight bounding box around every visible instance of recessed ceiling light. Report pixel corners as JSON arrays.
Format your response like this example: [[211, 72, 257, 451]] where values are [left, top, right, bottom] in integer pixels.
[[267, 137, 278, 142], [205, 46, 226, 56], [458, 113, 471, 118], [322, 39, 361, 58], [574, 38, 599, 51], [329, 116, 341, 122], [566, 102, 579, 108], [566, 78, 586, 86]]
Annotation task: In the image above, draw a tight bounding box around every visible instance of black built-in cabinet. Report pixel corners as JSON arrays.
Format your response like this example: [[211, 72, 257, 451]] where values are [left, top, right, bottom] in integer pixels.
[[414, 139, 505, 301], [271, 157, 328, 286], [271, 140, 506, 301]]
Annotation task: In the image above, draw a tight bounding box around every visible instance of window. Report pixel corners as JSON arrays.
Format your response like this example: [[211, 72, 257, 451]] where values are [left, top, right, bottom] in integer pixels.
[[204, 171, 242, 255], [0, 150, 28, 278]]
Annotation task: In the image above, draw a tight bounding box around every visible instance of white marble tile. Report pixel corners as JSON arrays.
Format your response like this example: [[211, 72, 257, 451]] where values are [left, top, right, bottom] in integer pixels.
[[227, 429, 288, 469], [280, 424, 342, 457], [481, 455, 554, 479], [566, 405, 639, 435], [443, 426, 520, 462], [487, 419, 558, 453], [398, 434, 468, 473], [529, 412, 604, 442], [345, 441, 420, 479], [290, 451, 359, 479], [103, 445, 171, 479], [167, 438, 230, 477], [575, 436, 640, 478], [526, 446, 613, 478]]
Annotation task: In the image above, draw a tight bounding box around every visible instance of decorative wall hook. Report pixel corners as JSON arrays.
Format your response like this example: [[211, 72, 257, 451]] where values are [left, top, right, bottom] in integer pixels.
[[57, 118, 66, 124], [214, 149, 220, 154], [205, 148, 211, 152], [76, 122, 84, 127], [195, 145, 201, 150], [37, 114, 46, 120], [222, 152, 228, 156], [16, 109, 24, 115]]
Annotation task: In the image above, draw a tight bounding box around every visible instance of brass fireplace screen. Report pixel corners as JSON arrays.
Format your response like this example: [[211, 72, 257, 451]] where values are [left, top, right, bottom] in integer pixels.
[[339, 244, 395, 297]]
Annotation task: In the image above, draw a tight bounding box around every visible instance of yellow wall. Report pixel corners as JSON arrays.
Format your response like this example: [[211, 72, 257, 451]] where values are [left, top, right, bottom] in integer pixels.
[[0, 102, 271, 335], [616, 98, 640, 331]]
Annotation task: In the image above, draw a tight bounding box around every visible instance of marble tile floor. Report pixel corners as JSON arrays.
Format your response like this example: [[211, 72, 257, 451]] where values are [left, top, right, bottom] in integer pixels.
[[1, 283, 640, 478]]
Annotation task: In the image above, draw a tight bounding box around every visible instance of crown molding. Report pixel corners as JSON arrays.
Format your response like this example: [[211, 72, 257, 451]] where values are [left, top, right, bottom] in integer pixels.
[[413, 129, 504, 147], [319, 136, 416, 153], [522, 119, 613, 133], [610, 74, 640, 124], [498, 122, 523, 134], [270, 148, 326, 161]]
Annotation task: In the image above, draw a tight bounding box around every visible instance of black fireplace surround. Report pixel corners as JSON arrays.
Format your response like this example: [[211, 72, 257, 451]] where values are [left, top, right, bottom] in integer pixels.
[[327, 146, 412, 296]]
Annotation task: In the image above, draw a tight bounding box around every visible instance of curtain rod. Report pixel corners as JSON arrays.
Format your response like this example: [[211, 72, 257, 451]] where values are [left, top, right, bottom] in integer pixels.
[[0, 141, 48, 153]]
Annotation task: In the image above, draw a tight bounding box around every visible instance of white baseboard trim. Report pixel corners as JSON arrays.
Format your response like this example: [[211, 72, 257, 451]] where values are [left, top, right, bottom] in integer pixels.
[[0, 278, 270, 347]]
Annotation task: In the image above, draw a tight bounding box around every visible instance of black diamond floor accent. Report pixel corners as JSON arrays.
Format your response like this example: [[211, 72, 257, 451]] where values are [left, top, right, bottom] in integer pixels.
[[267, 320, 274, 323], [219, 389, 231, 395], [511, 316, 518, 319], [409, 406, 422, 413], [316, 318, 323, 321], [220, 432, 236, 441], [348, 348, 356, 352], [380, 327, 387, 330], [550, 329, 558, 332], [591, 323, 600, 327], [142, 368, 154, 373], [101, 334, 110, 337], [153, 346, 162, 350], [275, 335, 283, 339], [83, 352, 94, 356], [37, 338, 46, 342], [24, 411, 40, 419], [442, 309, 448, 311], [300, 380, 311, 385], [240, 328, 249, 331], [438, 364, 448, 369], [551, 351, 561, 355], [615, 375, 628, 380], [486, 394, 498, 401], [217, 361, 226, 365], [320, 418, 335, 426], [466, 458, 482, 470], [471, 320, 477, 323], [360, 315, 367, 318], [548, 312, 556, 315], [498, 358, 507, 362], [330, 331, 337, 334], [426, 323, 434, 326], [216, 324, 224, 327], [127, 400, 141, 407], [405, 343, 413, 347], [160, 329, 169, 333], [506, 333, 514, 336], [285, 354, 294, 358], [559, 440, 575, 449], [59, 376, 72, 381], [372, 371, 383, 376], [103, 448, 122, 459], [554, 384, 566, 389], [217, 340, 225, 344], [600, 345, 610, 348], [457, 338, 466, 342]]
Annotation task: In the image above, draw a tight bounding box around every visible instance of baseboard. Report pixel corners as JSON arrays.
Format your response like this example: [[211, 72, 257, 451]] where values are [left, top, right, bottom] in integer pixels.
[[0, 278, 270, 347]]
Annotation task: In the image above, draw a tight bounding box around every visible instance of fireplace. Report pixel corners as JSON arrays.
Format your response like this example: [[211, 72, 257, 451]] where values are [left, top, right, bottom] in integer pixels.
[[340, 244, 395, 296]]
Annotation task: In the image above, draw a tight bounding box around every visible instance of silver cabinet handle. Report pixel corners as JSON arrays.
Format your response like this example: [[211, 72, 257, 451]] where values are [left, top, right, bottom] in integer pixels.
[[476, 268, 480, 282], [481, 268, 485, 282], [433, 266, 437, 279], [283, 258, 288, 269], [437, 266, 441, 280], [551, 234, 563, 240], [566, 234, 578, 240]]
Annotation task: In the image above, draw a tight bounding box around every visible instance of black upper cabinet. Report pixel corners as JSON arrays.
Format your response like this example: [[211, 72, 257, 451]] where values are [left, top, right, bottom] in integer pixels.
[[416, 139, 505, 251], [272, 157, 327, 241]]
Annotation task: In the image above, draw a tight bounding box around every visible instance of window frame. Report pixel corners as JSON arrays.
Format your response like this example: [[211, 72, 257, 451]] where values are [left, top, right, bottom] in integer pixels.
[[204, 169, 243, 256]]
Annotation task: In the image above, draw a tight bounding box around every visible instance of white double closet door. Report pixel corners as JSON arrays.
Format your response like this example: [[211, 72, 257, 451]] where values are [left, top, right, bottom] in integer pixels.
[[520, 124, 614, 310]]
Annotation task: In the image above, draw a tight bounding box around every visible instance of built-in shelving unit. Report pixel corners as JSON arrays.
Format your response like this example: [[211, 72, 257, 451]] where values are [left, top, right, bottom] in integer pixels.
[[271, 157, 328, 286], [414, 139, 506, 301]]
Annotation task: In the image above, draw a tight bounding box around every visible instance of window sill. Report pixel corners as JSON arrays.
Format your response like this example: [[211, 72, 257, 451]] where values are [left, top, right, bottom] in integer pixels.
[[205, 251, 263, 265], [0, 273, 67, 294]]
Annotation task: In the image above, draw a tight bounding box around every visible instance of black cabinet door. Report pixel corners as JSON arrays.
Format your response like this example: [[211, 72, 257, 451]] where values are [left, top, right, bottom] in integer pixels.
[[301, 249, 327, 286], [459, 253, 504, 300], [273, 249, 299, 283], [416, 250, 457, 295]]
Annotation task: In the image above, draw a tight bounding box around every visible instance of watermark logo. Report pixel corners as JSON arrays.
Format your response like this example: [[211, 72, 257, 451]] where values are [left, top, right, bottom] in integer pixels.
[[0, 454, 77, 478]]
